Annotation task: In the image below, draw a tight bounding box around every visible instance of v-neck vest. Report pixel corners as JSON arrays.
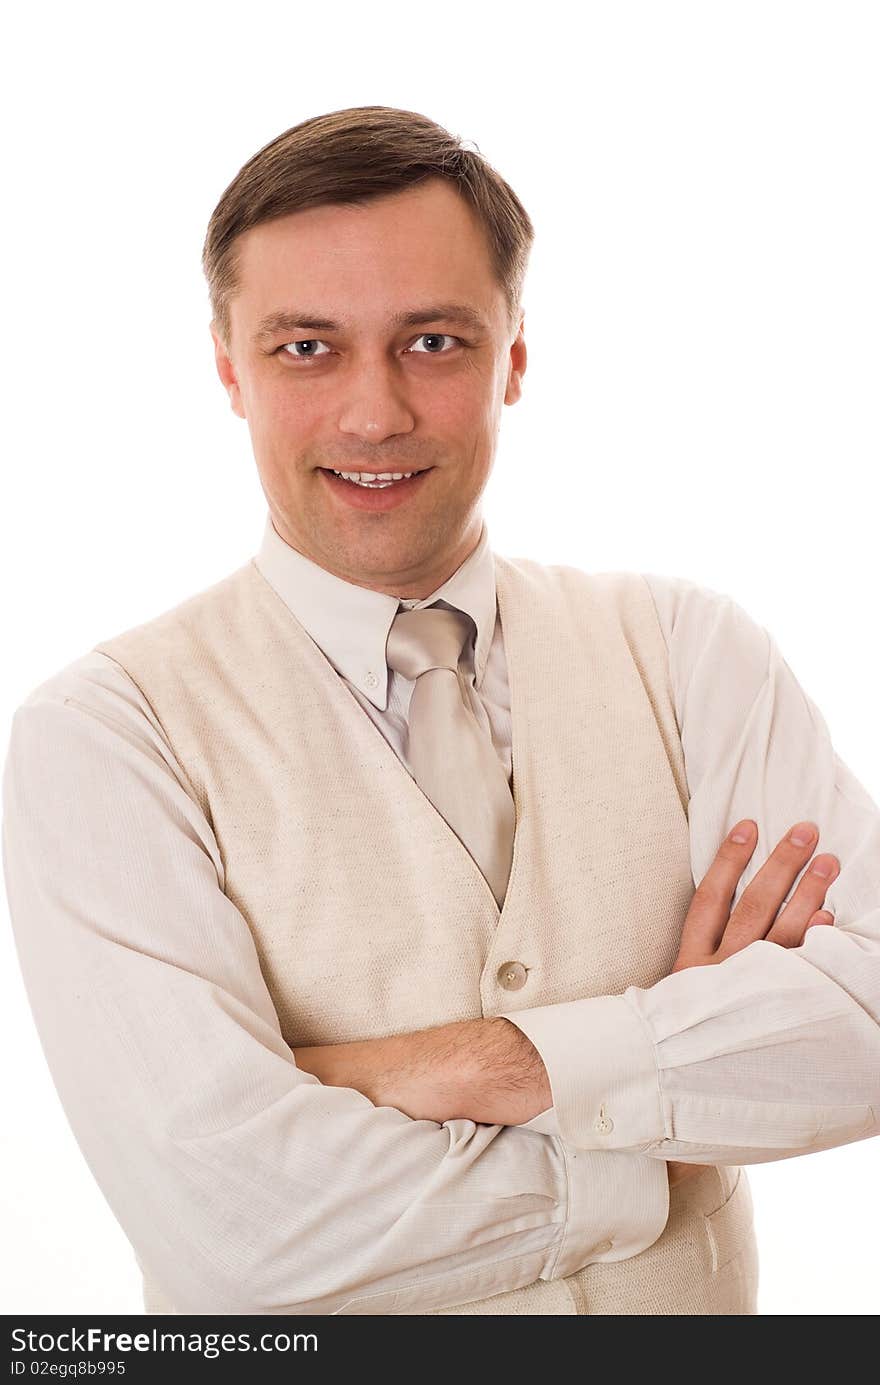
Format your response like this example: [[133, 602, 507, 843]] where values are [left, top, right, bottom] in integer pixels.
[[94, 552, 758, 1316]]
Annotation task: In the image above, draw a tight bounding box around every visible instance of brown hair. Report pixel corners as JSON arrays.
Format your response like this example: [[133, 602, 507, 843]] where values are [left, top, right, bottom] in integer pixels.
[[201, 105, 534, 352]]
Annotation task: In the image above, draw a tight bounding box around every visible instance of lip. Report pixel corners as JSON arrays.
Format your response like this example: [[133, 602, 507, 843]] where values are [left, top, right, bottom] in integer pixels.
[[318, 467, 433, 511]]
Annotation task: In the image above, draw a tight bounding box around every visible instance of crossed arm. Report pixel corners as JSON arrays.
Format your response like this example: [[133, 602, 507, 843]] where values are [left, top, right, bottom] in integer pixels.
[[290, 813, 838, 1133], [293, 1014, 549, 1127]]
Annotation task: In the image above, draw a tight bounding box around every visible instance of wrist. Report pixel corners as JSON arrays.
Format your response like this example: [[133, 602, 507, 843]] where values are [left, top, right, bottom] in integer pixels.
[[473, 1017, 553, 1124]]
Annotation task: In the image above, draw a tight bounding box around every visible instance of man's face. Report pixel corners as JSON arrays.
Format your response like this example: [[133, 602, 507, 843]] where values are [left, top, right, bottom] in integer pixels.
[[212, 177, 526, 597]]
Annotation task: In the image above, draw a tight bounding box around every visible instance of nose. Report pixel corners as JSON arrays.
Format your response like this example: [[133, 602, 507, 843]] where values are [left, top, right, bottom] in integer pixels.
[[336, 354, 416, 444]]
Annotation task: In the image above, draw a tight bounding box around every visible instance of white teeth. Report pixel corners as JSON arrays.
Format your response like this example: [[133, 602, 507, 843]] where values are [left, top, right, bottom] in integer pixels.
[[331, 469, 416, 485]]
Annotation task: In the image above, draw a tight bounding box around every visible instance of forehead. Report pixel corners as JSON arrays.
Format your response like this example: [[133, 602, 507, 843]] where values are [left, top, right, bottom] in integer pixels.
[[231, 178, 502, 327]]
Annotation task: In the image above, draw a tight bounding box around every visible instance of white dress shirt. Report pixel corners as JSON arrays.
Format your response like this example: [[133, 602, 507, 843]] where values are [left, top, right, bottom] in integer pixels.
[[3, 510, 879, 1308]]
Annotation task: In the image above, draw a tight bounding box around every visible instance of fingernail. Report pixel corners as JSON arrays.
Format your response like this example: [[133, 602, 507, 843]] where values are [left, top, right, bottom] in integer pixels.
[[730, 821, 754, 843], [790, 823, 817, 846], [810, 857, 836, 878]]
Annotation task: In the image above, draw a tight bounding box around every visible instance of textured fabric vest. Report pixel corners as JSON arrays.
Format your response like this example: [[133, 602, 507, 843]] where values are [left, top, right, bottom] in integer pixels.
[[94, 552, 758, 1316]]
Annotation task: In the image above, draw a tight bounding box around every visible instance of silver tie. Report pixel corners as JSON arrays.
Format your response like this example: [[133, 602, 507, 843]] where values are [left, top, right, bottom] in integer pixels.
[[385, 606, 515, 908]]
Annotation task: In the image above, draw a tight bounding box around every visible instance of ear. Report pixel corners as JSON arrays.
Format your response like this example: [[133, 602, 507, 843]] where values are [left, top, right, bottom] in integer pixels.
[[210, 324, 246, 419], [504, 312, 527, 406]]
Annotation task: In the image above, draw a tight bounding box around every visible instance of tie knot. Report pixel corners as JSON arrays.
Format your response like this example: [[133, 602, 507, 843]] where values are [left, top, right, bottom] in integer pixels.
[[385, 605, 474, 681]]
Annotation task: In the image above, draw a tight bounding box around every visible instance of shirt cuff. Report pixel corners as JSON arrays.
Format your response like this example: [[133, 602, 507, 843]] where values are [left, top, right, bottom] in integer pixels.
[[545, 1143, 670, 1278], [519, 1105, 562, 1136], [500, 994, 665, 1150]]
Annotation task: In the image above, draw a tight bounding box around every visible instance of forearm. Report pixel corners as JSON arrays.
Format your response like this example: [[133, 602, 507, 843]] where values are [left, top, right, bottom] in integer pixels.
[[293, 1016, 553, 1125]]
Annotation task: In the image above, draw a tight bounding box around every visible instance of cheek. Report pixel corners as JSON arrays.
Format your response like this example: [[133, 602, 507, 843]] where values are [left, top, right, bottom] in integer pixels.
[[432, 370, 494, 434], [249, 376, 319, 441]]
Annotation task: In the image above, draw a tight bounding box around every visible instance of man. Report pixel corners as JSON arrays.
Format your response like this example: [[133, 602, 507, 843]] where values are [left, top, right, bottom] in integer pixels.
[[3, 105, 878, 1317]]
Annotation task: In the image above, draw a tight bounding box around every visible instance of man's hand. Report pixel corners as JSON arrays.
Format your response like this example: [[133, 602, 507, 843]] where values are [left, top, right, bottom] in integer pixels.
[[670, 818, 838, 973], [666, 818, 838, 1188]]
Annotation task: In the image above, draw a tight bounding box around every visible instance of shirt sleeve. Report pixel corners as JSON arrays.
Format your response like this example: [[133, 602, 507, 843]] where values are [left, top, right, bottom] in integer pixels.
[[501, 575, 880, 1165], [1, 651, 669, 1316]]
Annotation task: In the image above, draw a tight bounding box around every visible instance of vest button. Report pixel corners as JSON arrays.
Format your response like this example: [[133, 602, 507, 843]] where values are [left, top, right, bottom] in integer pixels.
[[497, 961, 528, 990]]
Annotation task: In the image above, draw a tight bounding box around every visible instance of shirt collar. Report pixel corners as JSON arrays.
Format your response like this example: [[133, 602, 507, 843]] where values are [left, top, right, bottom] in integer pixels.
[[253, 510, 497, 712]]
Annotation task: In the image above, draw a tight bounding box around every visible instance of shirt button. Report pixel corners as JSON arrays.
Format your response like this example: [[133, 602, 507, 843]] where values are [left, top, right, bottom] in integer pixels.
[[497, 961, 528, 990], [593, 1239, 613, 1255], [594, 1104, 614, 1134], [364, 671, 379, 689]]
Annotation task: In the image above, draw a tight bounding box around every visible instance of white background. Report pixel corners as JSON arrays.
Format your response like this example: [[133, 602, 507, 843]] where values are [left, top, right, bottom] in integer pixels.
[[1, 0, 878, 1316]]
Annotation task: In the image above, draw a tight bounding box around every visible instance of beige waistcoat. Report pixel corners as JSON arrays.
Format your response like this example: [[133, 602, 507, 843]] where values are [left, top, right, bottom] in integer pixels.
[[94, 552, 758, 1316]]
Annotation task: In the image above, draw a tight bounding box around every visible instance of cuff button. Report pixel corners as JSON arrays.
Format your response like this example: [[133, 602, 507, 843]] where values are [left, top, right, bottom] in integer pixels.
[[594, 1103, 614, 1134]]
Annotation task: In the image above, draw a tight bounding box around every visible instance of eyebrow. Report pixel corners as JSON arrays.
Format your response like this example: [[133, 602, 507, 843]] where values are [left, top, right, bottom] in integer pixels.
[[252, 303, 490, 343]]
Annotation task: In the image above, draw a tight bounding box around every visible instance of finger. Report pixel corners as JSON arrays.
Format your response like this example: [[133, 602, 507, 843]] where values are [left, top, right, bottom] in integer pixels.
[[806, 910, 835, 929], [675, 820, 759, 964], [717, 821, 824, 958], [765, 855, 840, 947]]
